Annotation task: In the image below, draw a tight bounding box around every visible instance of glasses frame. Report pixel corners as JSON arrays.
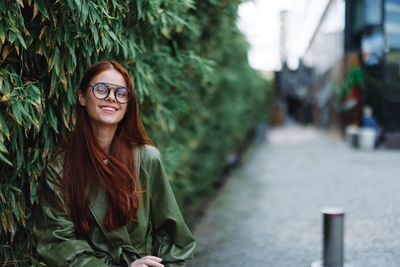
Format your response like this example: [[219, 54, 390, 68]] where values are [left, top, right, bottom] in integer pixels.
[[88, 82, 131, 104]]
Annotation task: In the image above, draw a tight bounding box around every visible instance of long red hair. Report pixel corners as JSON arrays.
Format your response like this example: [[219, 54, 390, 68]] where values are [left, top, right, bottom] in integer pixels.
[[62, 60, 152, 235]]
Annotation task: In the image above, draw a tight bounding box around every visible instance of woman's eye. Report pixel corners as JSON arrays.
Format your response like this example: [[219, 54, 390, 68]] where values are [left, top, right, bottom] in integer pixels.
[[95, 84, 109, 94], [116, 88, 129, 97]]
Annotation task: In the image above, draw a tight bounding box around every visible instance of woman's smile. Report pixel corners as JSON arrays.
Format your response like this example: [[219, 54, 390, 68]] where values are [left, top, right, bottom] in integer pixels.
[[99, 104, 119, 114]]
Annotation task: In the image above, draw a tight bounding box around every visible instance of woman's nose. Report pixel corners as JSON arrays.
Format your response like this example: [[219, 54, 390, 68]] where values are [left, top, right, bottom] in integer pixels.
[[105, 88, 117, 102]]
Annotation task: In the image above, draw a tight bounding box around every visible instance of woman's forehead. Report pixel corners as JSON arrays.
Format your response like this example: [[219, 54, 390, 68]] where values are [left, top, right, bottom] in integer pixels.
[[91, 69, 127, 87]]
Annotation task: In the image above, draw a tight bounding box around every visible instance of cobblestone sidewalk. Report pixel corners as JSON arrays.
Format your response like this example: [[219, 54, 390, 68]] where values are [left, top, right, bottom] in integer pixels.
[[188, 125, 400, 267]]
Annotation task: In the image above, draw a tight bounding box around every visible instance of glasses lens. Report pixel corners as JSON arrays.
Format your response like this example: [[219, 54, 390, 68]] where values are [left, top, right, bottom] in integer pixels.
[[93, 83, 109, 99], [116, 87, 130, 103]]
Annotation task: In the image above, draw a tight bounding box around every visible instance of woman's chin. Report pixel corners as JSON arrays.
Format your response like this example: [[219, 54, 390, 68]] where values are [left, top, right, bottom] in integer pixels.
[[91, 119, 121, 130]]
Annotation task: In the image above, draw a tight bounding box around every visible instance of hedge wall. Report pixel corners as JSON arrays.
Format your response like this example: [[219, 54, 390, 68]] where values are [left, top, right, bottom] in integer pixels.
[[0, 0, 268, 265]]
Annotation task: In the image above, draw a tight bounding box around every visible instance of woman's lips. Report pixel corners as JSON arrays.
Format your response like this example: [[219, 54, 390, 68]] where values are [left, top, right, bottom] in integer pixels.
[[99, 105, 118, 114]]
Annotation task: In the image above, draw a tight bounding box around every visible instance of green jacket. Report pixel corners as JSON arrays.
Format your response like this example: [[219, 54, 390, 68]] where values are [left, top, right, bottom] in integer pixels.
[[33, 145, 196, 267]]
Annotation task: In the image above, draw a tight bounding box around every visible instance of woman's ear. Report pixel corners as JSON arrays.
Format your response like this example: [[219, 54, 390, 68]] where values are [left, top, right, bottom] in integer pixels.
[[77, 91, 86, 106]]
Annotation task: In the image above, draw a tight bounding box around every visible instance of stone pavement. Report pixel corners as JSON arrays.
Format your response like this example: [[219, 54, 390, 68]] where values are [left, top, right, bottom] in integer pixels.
[[187, 125, 400, 267]]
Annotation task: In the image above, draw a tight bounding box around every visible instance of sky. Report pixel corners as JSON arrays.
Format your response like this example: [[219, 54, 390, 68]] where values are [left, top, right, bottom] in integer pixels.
[[237, 0, 295, 71], [237, 0, 330, 71]]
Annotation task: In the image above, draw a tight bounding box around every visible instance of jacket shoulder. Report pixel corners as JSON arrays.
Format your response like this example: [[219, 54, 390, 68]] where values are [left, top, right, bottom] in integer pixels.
[[139, 144, 162, 163], [137, 144, 164, 183]]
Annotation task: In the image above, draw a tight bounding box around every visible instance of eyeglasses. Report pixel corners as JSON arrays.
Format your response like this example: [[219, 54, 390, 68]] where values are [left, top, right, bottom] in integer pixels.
[[88, 82, 131, 104]]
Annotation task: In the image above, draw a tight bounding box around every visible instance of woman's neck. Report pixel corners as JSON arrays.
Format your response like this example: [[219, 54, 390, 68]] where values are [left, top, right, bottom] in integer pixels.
[[91, 123, 117, 153]]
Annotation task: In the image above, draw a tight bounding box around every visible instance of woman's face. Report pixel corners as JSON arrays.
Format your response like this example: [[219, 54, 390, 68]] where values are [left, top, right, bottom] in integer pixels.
[[78, 69, 129, 130]]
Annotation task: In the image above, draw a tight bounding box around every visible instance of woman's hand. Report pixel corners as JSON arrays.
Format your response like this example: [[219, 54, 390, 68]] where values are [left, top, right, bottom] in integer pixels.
[[130, 256, 164, 267]]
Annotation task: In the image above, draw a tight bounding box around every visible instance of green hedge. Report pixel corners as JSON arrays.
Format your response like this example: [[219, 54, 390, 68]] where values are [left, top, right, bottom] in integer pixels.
[[0, 0, 268, 265]]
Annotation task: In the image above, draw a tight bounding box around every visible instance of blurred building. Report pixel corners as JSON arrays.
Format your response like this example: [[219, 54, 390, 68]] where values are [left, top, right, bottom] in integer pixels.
[[277, 0, 400, 145]]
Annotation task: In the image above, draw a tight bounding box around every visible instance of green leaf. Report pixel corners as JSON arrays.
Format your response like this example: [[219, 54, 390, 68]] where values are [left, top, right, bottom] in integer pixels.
[[0, 22, 5, 43], [33, 0, 49, 18], [31, 84, 41, 96], [11, 104, 22, 125], [8, 31, 17, 43], [47, 108, 58, 133], [18, 102, 29, 117], [66, 0, 74, 10], [0, 142, 7, 153], [49, 71, 58, 97], [30, 180, 39, 204], [0, 152, 12, 166], [30, 149, 40, 164], [88, 6, 100, 24], [6, 184, 22, 193], [74, 0, 82, 10], [0, 112, 10, 138], [48, 48, 56, 71], [92, 28, 99, 47], [16, 34, 27, 49], [80, 1, 89, 25], [54, 48, 61, 76]]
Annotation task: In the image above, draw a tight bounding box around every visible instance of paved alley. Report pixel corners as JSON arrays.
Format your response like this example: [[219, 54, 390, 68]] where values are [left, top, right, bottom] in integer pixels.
[[188, 126, 400, 267]]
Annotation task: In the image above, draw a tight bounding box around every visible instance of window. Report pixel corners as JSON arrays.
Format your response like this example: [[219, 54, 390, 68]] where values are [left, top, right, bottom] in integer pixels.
[[365, 0, 382, 25], [352, 0, 364, 32], [385, 0, 400, 49]]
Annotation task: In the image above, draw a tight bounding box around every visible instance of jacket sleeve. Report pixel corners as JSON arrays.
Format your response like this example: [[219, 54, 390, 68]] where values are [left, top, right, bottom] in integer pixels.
[[32, 160, 109, 267], [145, 146, 196, 267]]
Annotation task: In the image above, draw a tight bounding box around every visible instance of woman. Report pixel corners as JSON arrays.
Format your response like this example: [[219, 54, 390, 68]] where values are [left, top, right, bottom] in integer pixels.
[[33, 60, 196, 267]]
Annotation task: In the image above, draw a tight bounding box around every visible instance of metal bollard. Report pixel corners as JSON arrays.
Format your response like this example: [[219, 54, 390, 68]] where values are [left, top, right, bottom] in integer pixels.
[[323, 208, 344, 266], [311, 208, 352, 267]]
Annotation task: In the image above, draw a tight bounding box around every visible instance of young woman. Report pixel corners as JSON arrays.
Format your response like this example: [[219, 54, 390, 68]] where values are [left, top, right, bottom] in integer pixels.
[[33, 60, 196, 267]]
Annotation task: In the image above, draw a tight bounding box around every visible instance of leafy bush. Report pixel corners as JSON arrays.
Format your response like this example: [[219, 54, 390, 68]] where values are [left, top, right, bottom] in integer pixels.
[[0, 0, 268, 265]]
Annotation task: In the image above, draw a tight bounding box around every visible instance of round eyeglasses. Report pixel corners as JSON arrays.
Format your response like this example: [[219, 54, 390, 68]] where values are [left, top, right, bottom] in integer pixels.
[[88, 82, 131, 104]]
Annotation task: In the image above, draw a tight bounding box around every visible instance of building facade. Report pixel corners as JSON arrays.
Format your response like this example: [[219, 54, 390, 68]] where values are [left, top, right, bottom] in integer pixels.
[[278, 0, 400, 143]]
